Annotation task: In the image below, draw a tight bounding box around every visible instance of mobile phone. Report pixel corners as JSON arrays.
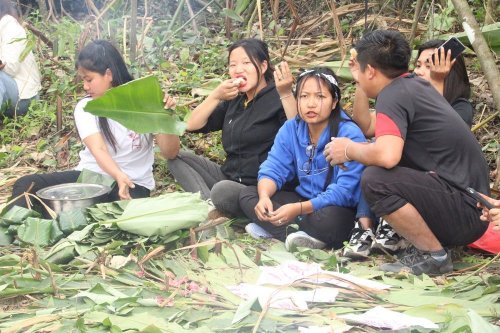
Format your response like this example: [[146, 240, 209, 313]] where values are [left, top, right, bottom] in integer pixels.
[[431, 37, 466, 63], [465, 187, 494, 209]]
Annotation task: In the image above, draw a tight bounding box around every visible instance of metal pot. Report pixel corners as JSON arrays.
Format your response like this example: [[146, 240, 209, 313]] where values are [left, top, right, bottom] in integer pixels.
[[36, 183, 112, 215]]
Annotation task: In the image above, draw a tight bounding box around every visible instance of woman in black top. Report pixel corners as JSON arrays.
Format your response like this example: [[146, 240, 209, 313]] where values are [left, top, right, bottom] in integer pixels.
[[414, 39, 473, 127], [168, 38, 296, 217]]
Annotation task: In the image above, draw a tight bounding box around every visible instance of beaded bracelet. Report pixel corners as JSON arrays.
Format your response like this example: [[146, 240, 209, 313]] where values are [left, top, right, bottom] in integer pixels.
[[280, 94, 292, 100]]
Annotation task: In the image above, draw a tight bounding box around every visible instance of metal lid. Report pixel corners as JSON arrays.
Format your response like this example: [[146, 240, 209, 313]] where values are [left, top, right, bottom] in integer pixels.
[[36, 183, 112, 201]]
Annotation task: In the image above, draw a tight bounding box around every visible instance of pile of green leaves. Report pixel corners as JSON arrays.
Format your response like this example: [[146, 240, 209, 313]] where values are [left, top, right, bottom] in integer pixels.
[[0, 235, 498, 332], [1, 189, 499, 332], [1, 206, 64, 247], [1, 192, 208, 258]]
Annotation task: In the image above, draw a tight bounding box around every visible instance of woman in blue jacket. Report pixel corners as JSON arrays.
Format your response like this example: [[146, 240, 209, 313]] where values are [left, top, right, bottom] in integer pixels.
[[239, 67, 365, 250]]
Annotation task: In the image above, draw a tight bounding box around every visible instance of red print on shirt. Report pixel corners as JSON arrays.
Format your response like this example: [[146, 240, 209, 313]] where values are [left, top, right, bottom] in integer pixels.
[[129, 132, 142, 150]]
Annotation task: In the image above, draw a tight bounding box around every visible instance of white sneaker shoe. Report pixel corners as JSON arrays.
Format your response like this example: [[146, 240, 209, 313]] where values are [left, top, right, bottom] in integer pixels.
[[372, 219, 408, 253], [285, 231, 326, 252], [245, 223, 273, 239], [343, 222, 374, 259]]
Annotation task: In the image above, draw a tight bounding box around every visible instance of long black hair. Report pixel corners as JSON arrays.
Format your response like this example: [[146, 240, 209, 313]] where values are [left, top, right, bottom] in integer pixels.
[[417, 39, 471, 104], [227, 38, 274, 86], [0, 0, 19, 20], [76, 40, 134, 151]]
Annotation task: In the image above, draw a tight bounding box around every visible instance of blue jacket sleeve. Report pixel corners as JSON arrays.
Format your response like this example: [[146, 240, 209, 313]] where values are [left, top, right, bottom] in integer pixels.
[[258, 121, 297, 189], [310, 121, 366, 210]]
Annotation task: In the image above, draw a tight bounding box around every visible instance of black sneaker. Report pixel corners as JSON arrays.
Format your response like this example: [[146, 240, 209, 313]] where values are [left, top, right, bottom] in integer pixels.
[[380, 245, 453, 276], [343, 222, 374, 259], [372, 219, 408, 253]]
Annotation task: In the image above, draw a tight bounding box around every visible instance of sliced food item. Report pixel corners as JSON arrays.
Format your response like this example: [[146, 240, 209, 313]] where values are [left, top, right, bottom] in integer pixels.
[[233, 78, 244, 86], [350, 48, 358, 59]]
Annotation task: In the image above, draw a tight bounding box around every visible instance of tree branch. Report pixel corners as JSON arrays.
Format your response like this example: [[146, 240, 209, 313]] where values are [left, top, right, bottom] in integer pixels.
[[451, 0, 500, 112]]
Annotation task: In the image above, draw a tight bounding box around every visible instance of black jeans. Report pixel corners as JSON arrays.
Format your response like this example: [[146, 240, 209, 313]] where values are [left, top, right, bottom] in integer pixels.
[[239, 186, 355, 249], [7, 170, 150, 213], [362, 166, 487, 246]]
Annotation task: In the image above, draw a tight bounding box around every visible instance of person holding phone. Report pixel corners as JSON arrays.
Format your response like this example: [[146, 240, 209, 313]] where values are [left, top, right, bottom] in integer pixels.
[[345, 37, 474, 259], [414, 39, 473, 127], [0, 0, 41, 117], [477, 195, 500, 232], [464, 190, 500, 254]]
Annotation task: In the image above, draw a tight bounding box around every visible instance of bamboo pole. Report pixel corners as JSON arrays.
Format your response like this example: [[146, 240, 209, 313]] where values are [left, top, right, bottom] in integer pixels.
[[256, 0, 263, 39], [409, 0, 424, 46], [173, 0, 217, 36], [168, 0, 186, 31], [130, 0, 138, 62], [451, 0, 500, 112], [185, 0, 199, 33]]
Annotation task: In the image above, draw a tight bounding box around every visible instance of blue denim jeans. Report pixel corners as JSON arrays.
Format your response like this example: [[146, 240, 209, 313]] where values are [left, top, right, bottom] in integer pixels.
[[0, 71, 19, 116], [356, 192, 377, 221]]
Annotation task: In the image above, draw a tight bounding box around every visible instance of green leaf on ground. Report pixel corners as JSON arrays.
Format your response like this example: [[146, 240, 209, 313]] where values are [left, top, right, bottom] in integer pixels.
[[17, 217, 62, 247], [106, 192, 208, 237]]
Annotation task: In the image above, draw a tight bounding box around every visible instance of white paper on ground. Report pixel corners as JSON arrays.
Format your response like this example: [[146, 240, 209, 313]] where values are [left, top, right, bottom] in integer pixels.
[[298, 324, 352, 333], [227, 283, 339, 311], [228, 260, 390, 311], [339, 306, 439, 330], [257, 261, 390, 290]]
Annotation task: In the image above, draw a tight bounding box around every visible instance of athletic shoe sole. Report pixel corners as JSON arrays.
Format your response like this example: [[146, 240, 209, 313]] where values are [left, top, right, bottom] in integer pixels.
[[285, 231, 326, 251]]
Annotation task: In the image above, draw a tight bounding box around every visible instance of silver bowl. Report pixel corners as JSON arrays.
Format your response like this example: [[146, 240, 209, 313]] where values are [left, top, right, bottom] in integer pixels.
[[36, 183, 112, 214]]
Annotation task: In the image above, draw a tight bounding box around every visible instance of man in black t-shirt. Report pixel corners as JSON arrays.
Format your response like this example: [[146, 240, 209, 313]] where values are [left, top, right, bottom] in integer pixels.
[[323, 30, 490, 276]]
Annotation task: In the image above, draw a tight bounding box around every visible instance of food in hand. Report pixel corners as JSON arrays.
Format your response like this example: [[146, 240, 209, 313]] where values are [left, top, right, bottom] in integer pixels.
[[349, 48, 358, 60], [233, 78, 244, 86]]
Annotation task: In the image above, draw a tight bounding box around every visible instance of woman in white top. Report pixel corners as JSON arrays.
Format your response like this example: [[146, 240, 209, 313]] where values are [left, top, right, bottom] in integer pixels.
[[7, 40, 179, 211], [0, 0, 41, 117]]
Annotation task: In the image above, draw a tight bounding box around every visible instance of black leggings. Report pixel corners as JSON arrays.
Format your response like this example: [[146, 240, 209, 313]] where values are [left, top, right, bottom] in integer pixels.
[[239, 186, 355, 249], [7, 170, 150, 213]]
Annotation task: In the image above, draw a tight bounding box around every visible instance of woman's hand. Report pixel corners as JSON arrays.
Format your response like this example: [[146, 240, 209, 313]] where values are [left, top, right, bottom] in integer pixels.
[[163, 93, 177, 109], [115, 171, 135, 200], [429, 47, 454, 85], [212, 79, 241, 101], [83, 133, 137, 201], [274, 61, 294, 97], [267, 203, 301, 227], [255, 196, 274, 221]]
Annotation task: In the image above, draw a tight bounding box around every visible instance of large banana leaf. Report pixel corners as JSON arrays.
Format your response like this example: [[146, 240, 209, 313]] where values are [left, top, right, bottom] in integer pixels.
[[101, 192, 208, 237], [321, 60, 354, 81], [84, 76, 186, 135], [77, 168, 115, 188]]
